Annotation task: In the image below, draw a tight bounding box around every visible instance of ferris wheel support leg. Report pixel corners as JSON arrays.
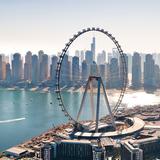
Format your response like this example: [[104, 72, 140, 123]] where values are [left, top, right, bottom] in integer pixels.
[[101, 78, 116, 129], [76, 78, 90, 121], [95, 78, 101, 133], [90, 80, 95, 121]]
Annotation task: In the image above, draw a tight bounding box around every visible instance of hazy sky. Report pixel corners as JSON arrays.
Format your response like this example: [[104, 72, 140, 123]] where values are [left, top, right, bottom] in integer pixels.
[[0, 0, 160, 55]]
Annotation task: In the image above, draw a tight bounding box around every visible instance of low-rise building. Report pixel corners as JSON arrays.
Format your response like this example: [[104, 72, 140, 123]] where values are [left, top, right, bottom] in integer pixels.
[[56, 139, 93, 160], [5, 147, 28, 159], [121, 136, 160, 160], [40, 142, 56, 160]]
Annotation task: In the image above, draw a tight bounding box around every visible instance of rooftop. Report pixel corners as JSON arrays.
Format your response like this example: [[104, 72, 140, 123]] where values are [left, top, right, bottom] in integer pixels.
[[60, 139, 91, 144], [5, 147, 27, 156]]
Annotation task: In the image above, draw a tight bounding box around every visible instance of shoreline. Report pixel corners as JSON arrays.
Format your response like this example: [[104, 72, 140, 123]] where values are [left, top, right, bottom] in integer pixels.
[[1, 103, 160, 157], [0, 87, 160, 157], [1, 86, 160, 95]]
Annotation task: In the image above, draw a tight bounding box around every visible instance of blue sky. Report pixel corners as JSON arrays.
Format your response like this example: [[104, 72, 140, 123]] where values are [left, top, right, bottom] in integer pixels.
[[0, 0, 160, 55]]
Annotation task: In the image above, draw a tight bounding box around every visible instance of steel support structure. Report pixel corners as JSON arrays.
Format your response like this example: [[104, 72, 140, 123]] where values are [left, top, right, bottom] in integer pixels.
[[101, 78, 116, 129], [76, 76, 116, 132], [95, 77, 101, 132]]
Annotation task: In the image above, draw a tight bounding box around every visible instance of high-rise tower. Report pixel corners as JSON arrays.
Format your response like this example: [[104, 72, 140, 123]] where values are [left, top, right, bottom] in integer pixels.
[[97, 50, 106, 65], [12, 53, 22, 83], [91, 37, 96, 61], [61, 54, 70, 86], [119, 53, 128, 87], [0, 55, 3, 80], [39, 54, 48, 81], [72, 56, 80, 84], [85, 50, 93, 65], [0, 54, 6, 80], [81, 60, 88, 81], [24, 51, 32, 81], [109, 58, 119, 88], [5, 63, 11, 83], [132, 52, 141, 88], [144, 54, 155, 89], [50, 55, 58, 83], [31, 55, 39, 85]]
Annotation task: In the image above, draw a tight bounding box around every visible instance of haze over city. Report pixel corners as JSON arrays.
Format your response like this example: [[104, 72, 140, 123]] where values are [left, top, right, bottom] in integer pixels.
[[0, 0, 160, 54], [1, 1, 160, 160]]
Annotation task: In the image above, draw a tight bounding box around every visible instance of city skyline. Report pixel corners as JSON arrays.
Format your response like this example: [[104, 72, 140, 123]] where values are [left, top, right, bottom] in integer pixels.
[[0, 0, 160, 55], [1, 1, 160, 159], [0, 48, 160, 90]]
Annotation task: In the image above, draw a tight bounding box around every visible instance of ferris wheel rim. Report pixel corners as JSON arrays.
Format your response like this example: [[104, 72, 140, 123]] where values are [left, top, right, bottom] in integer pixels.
[[55, 27, 127, 124]]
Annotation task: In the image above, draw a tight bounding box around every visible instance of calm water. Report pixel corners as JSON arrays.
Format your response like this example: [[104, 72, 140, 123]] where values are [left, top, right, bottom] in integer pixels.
[[0, 88, 160, 151]]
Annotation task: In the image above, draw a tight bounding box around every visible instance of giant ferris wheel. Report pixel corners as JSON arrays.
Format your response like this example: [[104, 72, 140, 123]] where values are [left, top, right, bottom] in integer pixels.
[[55, 27, 128, 133]]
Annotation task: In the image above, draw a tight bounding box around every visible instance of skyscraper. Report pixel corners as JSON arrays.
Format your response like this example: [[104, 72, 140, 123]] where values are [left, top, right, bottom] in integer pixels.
[[99, 64, 106, 84], [61, 54, 70, 86], [75, 50, 80, 57], [68, 60, 72, 84], [5, 63, 11, 83], [90, 61, 98, 76], [31, 55, 39, 85], [85, 50, 93, 65], [154, 64, 160, 88], [105, 63, 110, 88], [153, 53, 160, 67], [0, 54, 6, 80], [109, 58, 119, 88], [157, 53, 160, 67], [24, 51, 32, 81], [38, 50, 44, 63], [80, 50, 85, 64], [72, 56, 80, 84], [75, 50, 84, 65], [119, 53, 128, 87], [39, 54, 48, 81], [82, 60, 88, 81], [50, 55, 58, 83], [127, 53, 132, 73], [132, 52, 141, 88], [97, 51, 106, 65], [144, 54, 155, 89], [112, 48, 119, 59], [91, 37, 96, 61], [12, 53, 22, 83], [140, 53, 146, 73], [108, 48, 119, 64], [0, 55, 3, 80]]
